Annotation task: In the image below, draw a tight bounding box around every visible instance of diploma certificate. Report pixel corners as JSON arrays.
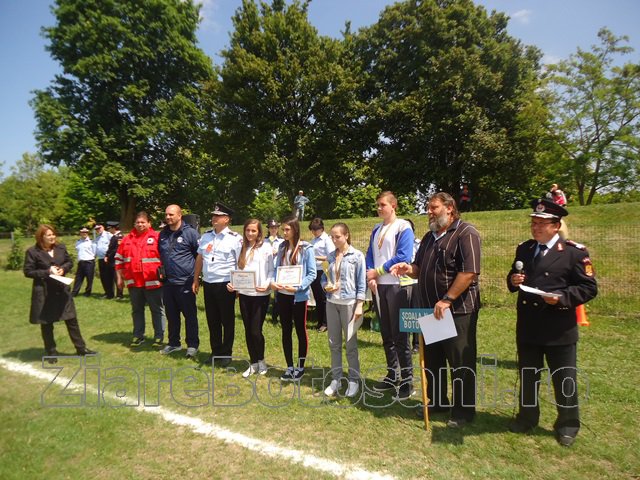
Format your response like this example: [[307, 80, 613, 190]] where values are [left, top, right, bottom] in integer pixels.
[[50, 274, 73, 286], [231, 270, 256, 290], [276, 265, 303, 286]]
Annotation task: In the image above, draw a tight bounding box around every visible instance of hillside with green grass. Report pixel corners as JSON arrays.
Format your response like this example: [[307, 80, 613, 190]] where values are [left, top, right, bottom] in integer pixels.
[[2, 202, 639, 315], [0, 202, 638, 479]]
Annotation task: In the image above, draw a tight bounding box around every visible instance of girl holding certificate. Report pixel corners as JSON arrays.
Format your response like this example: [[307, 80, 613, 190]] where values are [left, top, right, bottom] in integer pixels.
[[322, 223, 366, 398], [227, 219, 274, 378], [23, 224, 96, 362], [270, 216, 316, 381]]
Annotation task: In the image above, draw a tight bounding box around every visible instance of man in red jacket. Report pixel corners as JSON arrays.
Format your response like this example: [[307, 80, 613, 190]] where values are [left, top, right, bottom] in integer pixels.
[[115, 211, 166, 348]]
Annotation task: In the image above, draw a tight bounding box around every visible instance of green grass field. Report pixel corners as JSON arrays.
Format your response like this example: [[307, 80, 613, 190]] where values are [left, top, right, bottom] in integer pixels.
[[1, 203, 639, 479]]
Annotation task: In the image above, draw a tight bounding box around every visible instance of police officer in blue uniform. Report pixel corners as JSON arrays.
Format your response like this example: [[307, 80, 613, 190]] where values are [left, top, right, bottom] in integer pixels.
[[507, 198, 597, 447], [193, 203, 242, 366], [93, 223, 114, 298], [71, 227, 96, 296]]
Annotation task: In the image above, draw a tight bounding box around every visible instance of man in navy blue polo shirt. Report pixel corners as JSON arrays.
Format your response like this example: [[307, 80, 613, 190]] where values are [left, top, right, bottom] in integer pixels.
[[158, 204, 200, 359]]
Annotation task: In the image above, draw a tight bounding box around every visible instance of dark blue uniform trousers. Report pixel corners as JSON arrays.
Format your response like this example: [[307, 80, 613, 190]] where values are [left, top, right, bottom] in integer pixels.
[[163, 283, 199, 349]]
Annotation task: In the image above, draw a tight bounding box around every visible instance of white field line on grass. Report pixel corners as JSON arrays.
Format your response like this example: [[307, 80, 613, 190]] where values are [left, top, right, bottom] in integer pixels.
[[0, 358, 395, 480]]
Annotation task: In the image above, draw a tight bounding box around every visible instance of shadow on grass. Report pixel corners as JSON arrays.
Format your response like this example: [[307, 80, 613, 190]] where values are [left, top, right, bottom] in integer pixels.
[[3, 347, 107, 364], [476, 357, 519, 370], [92, 330, 134, 347], [3, 347, 49, 363], [427, 410, 557, 444]]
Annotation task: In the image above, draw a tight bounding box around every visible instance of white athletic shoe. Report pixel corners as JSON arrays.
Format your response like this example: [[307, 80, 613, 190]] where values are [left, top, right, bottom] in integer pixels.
[[242, 363, 258, 378], [257, 360, 268, 375], [160, 345, 182, 355], [346, 381, 360, 398], [324, 379, 339, 397]]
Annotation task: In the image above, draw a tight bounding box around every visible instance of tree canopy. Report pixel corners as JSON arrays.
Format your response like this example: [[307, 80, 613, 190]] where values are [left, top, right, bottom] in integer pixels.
[[545, 28, 640, 205], [213, 0, 373, 218], [354, 0, 546, 210], [20, 0, 637, 226], [0, 154, 66, 233], [31, 0, 214, 228]]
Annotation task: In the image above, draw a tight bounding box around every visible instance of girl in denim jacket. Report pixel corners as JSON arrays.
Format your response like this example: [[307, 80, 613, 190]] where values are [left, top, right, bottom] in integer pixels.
[[271, 216, 316, 381], [322, 222, 366, 398]]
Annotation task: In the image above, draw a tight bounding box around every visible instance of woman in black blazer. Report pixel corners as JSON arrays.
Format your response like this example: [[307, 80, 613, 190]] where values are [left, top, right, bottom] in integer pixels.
[[23, 224, 95, 361]]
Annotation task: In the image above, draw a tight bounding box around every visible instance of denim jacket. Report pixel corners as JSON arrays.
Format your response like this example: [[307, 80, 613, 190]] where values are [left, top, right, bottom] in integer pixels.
[[273, 241, 316, 302], [322, 246, 366, 302]]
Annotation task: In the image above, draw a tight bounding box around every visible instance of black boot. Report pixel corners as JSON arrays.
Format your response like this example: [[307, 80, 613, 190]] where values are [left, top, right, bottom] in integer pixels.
[[76, 347, 97, 355], [45, 348, 59, 364]]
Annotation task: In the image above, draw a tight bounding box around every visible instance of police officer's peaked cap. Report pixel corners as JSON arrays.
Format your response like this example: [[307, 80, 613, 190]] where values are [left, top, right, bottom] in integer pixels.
[[529, 198, 568, 220], [267, 219, 280, 228], [79, 227, 90, 233], [106, 221, 120, 227], [212, 202, 234, 216]]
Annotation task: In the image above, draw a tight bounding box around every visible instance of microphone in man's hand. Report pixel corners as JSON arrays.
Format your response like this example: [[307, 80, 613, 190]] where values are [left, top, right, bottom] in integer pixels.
[[515, 260, 524, 274]]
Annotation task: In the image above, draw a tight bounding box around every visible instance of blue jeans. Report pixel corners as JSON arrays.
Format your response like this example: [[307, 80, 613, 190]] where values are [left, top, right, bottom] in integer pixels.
[[129, 287, 166, 340]]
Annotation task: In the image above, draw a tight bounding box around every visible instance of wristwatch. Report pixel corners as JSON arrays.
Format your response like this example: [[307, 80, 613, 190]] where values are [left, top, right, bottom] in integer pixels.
[[441, 294, 453, 303]]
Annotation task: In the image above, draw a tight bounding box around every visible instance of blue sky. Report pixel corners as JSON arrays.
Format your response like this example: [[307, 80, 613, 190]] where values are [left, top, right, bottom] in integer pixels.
[[1, 0, 639, 176]]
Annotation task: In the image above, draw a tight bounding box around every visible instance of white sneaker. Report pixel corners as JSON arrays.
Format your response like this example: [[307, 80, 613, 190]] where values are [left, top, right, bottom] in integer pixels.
[[346, 380, 360, 398], [160, 345, 182, 355], [242, 363, 258, 378], [257, 360, 268, 375], [324, 379, 339, 397], [185, 347, 198, 359]]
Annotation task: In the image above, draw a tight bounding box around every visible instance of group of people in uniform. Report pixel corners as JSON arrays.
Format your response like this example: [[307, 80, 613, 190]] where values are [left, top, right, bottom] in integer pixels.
[[23, 191, 597, 446], [69, 221, 124, 299]]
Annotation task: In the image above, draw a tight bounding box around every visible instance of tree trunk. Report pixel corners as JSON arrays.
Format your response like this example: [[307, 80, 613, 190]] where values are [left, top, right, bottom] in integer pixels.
[[576, 182, 585, 206], [586, 155, 603, 205], [119, 189, 137, 231]]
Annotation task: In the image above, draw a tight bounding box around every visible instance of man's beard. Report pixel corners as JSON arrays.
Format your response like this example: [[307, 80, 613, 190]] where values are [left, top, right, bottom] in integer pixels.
[[429, 212, 449, 232]]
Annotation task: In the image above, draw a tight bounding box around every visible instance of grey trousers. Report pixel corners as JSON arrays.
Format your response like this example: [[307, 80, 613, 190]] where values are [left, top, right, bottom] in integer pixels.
[[326, 301, 360, 381]]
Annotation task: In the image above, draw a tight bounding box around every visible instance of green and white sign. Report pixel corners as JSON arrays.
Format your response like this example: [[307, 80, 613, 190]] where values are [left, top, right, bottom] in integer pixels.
[[399, 308, 434, 333]]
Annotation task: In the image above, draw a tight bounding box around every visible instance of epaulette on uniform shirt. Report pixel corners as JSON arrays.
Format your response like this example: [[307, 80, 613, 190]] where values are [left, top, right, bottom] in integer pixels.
[[566, 240, 594, 276], [565, 239, 587, 250]]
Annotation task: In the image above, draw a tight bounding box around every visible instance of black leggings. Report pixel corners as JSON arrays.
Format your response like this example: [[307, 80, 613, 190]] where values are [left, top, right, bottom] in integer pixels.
[[309, 271, 327, 327], [276, 293, 308, 369], [239, 294, 269, 364]]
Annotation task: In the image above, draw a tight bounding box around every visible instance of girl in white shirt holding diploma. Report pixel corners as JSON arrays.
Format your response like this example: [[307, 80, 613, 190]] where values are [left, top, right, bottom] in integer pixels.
[[270, 216, 316, 382], [227, 219, 274, 378], [322, 222, 366, 398]]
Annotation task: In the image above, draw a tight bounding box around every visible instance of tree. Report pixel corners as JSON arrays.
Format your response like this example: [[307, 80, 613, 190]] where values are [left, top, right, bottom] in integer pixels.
[[246, 185, 291, 223], [31, 0, 214, 228], [354, 0, 545, 210], [0, 153, 68, 233], [545, 28, 640, 205], [214, 0, 370, 218], [57, 169, 121, 230]]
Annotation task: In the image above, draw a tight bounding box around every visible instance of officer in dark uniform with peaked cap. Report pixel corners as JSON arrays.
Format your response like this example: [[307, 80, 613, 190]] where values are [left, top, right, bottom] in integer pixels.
[[105, 221, 125, 299], [506, 198, 597, 447]]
